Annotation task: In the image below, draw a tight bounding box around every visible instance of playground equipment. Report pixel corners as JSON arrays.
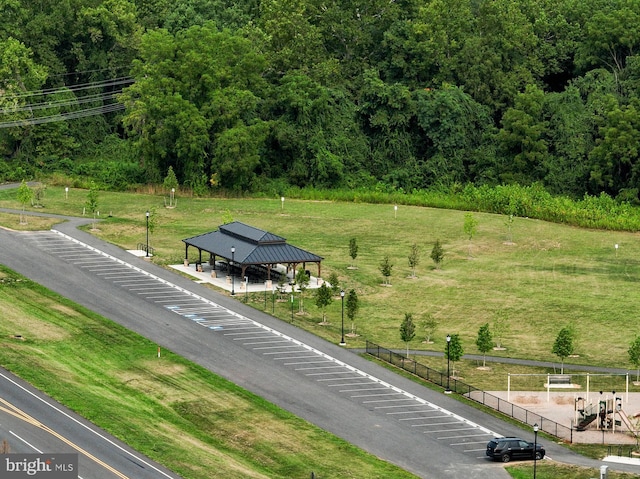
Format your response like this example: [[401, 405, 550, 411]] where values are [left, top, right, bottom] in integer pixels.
[[575, 392, 639, 437]]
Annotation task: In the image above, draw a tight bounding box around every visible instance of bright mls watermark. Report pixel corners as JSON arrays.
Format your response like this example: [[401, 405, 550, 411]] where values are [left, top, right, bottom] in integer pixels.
[[1, 454, 77, 478]]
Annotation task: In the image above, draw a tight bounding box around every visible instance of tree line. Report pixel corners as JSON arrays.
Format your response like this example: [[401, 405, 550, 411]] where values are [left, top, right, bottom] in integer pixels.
[[3, 1, 640, 203]]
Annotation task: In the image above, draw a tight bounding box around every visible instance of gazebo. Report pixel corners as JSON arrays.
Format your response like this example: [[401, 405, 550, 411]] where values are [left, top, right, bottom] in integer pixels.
[[182, 221, 323, 283]]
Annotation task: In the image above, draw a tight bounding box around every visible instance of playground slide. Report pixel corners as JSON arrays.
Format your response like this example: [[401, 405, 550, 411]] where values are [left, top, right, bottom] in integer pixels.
[[576, 413, 597, 431], [619, 410, 637, 435]]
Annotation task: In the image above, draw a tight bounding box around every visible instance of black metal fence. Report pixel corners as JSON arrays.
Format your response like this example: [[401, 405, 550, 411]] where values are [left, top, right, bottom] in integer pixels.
[[365, 340, 573, 442]]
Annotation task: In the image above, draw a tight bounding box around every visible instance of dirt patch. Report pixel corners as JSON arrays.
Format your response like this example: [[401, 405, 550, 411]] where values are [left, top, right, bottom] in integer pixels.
[[0, 303, 70, 341], [513, 395, 542, 405], [553, 395, 575, 405]]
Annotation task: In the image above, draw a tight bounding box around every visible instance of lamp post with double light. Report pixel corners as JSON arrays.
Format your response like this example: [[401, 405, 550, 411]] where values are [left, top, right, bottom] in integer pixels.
[[445, 334, 451, 393], [339, 290, 346, 346], [145, 210, 150, 257], [231, 247, 235, 296]]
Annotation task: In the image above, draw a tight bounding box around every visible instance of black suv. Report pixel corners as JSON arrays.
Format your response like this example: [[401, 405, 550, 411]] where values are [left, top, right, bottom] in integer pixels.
[[486, 437, 545, 463]]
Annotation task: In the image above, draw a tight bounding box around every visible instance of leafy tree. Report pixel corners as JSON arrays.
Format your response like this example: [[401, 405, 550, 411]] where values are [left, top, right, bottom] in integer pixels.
[[420, 314, 438, 343], [463, 213, 478, 258], [552, 327, 575, 374], [163, 166, 179, 207], [16, 180, 33, 224], [413, 85, 492, 185], [445, 334, 464, 378], [400, 313, 416, 358], [120, 25, 267, 190], [314, 282, 333, 324], [221, 210, 233, 225], [497, 84, 550, 184], [476, 323, 493, 368], [295, 268, 310, 313], [430, 239, 444, 269], [147, 206, 158, 243], [345, 289, 359, 335], [85, 182, 99, 230], [408, 243, 420, 278], [379, 255, 393, 285], [629, 336, 640, 382], [32, 183, 46, 207], [504, 214, 514, 244], [349, 238, 358, 268], [327, 271, 340, 295], [588, 96, 640, 196]]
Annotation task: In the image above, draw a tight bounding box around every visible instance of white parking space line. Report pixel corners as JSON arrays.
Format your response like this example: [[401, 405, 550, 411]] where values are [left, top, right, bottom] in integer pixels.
[[386, 409, 439, 415], [262, 350, 306, 355], [326, 381, 374, 387]]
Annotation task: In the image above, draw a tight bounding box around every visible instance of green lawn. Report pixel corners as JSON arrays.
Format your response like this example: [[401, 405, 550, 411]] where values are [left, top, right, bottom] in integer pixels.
[[507, 462, 639, 479]]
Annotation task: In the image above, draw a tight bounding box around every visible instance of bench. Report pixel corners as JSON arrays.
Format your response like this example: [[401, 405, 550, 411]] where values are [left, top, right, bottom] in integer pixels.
[[546, 374, 573, 388]]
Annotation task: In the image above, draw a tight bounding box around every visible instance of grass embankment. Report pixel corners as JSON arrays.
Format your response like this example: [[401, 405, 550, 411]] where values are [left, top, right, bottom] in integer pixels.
[[0, 266, 416, 479], [507, 462, 639, 479]]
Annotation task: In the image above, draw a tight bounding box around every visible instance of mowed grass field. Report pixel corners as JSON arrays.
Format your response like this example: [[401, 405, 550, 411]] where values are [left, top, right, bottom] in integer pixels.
[[1, 185, 639, 374]]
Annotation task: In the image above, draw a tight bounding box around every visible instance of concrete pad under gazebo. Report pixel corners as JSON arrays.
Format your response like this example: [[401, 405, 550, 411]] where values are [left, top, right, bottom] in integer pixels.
[[181, 221, 323, 288]]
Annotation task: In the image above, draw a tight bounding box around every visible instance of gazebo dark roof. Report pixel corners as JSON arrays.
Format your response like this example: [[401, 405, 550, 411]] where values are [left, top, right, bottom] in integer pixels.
[[182, 221, 323, 271]]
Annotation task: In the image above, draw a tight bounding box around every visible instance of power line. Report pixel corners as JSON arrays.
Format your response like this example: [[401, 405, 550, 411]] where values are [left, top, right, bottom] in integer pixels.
[[1, 91, 122, 114], [0, 103, 124, 128], [0, 76, 134, 128], [1, 77, 134, 101]]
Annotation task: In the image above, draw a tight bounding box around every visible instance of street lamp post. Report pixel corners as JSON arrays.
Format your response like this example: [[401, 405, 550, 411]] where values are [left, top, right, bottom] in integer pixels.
[[290, 293, 294, 322], [244, 276, 249, 302], [533, 423, 539, 479], [339, 290, 346, 346], [231, 247, 235, 296], [145, 210, 150, 257], [445, 334, 451, 393]]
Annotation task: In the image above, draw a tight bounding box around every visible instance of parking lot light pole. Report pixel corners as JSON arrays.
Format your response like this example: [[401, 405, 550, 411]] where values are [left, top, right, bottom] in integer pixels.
[[231, 247, 235, 296], [145, 210, 149, 257], [445, 334, 451, 394], [533, 423, 539, 479], [339, 290, 346, 346]]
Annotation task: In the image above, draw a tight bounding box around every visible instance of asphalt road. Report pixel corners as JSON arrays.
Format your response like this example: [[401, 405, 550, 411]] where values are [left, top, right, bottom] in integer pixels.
[[0, 205, 637, 478], [0, 367, 181, 479]]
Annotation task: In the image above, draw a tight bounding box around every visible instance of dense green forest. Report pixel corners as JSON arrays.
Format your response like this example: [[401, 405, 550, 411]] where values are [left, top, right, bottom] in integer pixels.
[[2, 0, 640, 202]]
